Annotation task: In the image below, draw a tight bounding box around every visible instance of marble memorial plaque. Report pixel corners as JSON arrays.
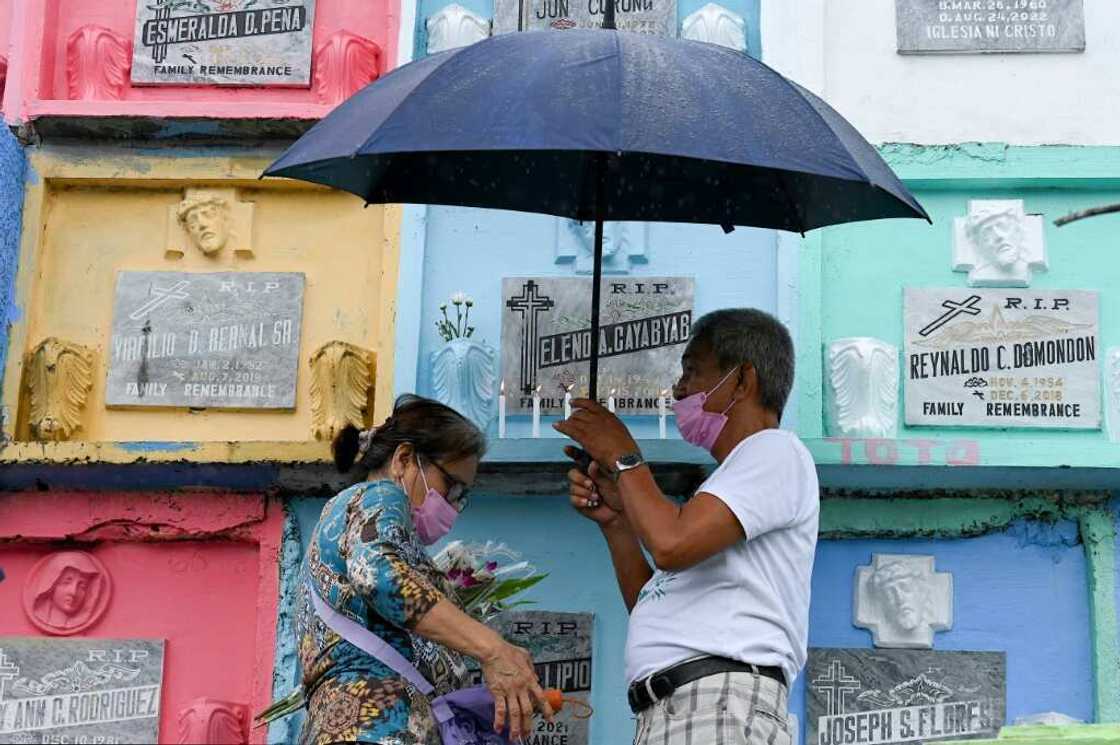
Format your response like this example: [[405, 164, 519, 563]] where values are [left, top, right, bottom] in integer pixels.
[[468, 612, 593, 745], [896, 0, 1085, 55], [0, 638, 164, 743], [904, 288, 1100, 429], [807, 648, 1005, 745], [132, 0, 317, 86], [106, 271, 305, 409], [493, 0, 677, 36], [501, 276, 693, 414]]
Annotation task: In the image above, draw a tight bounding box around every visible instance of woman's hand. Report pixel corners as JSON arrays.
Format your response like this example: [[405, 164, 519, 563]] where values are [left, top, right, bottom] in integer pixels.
[[480, 638, 553, 739]]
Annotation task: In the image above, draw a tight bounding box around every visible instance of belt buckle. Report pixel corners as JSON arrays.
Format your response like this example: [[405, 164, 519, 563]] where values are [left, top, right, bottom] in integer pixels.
[[643, 675, 658, 705]]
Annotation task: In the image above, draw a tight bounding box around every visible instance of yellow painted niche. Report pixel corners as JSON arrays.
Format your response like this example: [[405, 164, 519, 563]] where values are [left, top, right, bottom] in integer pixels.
[[1, 148, 400, 455]]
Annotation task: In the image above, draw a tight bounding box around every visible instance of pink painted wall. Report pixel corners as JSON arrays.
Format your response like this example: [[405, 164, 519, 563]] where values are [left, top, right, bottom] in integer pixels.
[[0, 0, 11, 107], [0, 491, 283, 745], [4, 0, 399, 121]]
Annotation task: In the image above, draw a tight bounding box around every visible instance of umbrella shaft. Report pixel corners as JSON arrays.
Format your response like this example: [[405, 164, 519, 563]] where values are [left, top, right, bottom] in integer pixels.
[[589, 217, 604, 402]]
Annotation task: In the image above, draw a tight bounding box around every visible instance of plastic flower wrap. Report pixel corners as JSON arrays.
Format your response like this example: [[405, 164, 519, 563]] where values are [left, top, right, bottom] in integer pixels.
[[433, 541, 547, 622]]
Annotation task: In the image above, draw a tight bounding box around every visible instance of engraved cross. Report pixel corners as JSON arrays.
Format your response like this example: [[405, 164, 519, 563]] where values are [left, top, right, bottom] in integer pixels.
[[812, 660, 861, 716], [506, 281, 555, 394]]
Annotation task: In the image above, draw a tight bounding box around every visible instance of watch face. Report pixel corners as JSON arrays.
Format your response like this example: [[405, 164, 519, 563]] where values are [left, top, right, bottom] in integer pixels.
[[618, 453, 643, 468]]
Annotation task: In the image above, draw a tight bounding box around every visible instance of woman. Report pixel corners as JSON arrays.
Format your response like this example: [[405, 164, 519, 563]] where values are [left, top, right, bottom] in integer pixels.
[[295, 394, 551, 745]]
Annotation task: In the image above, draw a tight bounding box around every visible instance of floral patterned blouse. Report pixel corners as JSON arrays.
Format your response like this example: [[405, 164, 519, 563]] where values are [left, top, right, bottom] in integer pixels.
[[295, 480, 470, 745]]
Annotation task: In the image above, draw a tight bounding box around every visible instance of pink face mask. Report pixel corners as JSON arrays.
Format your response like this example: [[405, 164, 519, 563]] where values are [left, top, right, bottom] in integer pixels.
[[672, 368, 738, 452], [411, 458, 460, 545]]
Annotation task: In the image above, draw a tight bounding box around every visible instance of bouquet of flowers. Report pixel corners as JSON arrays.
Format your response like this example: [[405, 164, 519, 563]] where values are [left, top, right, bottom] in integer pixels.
[[436, 292, 476, 342], [433, 541, 547, 622]]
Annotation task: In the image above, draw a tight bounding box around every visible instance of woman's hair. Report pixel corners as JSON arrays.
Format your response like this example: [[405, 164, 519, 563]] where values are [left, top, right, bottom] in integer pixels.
[[333, 394, 486, 473]]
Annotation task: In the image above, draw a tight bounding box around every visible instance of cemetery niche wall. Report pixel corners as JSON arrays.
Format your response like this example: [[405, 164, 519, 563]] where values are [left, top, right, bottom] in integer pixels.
[[0, 0, 397, 129], [0, 149, 399, 454]]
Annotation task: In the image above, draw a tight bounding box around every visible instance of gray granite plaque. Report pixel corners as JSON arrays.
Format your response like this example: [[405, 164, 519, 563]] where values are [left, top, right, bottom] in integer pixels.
[[501, 277, 693, 414], [494, 0, 676, 35], [0, 638, 164, 744], [896, 0, 1085, 54], [807, 648, 1005, 745], [904, 288, 1100, 429], [467, 611, 593, 745], [131, 0, 317, 86], [106, 271, 305, 409]]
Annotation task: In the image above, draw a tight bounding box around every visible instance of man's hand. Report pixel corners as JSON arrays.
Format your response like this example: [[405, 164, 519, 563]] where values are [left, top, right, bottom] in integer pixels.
[[553, 398, 640, 470], [565, 446, 624, 524]]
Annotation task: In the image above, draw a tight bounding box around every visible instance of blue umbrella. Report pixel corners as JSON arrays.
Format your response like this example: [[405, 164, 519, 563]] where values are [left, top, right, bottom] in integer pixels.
[[265, 25, 928, 398]]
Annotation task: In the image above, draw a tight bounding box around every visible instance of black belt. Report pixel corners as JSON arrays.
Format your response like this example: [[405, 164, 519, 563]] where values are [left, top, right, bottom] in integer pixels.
[[627, 656, 786, 714]]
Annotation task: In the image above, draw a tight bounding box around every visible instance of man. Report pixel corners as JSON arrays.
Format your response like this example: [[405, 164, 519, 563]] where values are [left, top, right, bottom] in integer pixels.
[[555, 308, 818, 745]]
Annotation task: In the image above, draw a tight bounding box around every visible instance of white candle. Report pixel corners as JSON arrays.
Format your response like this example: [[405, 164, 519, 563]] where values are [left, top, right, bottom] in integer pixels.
[[658, 389, 669, 439], [563, 385, 574, 419], [498, 381, 507, 439], [531, 385, 542, 438], [607, 389, 616, 414]]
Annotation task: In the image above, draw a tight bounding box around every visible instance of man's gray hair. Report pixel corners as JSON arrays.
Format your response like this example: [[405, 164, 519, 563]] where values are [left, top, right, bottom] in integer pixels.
[[688, 309, 794, 417]]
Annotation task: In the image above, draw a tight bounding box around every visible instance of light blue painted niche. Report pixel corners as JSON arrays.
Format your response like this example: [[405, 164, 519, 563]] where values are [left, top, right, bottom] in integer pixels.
[[0, 127, 27, 400], [788, 524, 1095, 743]]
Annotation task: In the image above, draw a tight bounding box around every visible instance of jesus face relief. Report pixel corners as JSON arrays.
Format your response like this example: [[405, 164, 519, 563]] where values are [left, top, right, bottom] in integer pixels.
[[973, 213, 1024, 270], [879, 573, 923, 630], [182, 201, 230, 255]]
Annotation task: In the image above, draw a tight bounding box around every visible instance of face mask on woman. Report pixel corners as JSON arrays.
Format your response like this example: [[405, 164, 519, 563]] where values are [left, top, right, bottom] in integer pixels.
[[671, 368, 738, 452], [410, 456, 460, 545]]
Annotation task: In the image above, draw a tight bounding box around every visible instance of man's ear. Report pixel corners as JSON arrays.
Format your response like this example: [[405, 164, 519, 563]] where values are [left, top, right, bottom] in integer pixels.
[[737, 363, 760, 402]]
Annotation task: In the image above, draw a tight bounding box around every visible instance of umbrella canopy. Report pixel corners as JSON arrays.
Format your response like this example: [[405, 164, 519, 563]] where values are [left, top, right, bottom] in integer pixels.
[[265, 29, 929, 399], [265, 29, 927, 231]]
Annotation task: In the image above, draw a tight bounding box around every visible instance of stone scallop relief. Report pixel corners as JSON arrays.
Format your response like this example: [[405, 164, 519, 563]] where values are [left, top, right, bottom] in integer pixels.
[[176, 698, 249, 745], [681, 3, 747, 52], [67, 25, 131, 101], [22, 551, 112, 636], [853, 554, 953, 649], [826, 337, 899, 438], [427, 4, 491, 55], [313, 31, 382, 104], [432, 338, 497, 432], [24, 338, 94, 442], [309, 341, 375, 441]]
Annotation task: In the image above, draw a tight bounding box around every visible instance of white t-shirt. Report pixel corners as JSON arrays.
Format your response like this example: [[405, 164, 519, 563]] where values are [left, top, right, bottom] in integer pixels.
[[624, 428, 819, 687]]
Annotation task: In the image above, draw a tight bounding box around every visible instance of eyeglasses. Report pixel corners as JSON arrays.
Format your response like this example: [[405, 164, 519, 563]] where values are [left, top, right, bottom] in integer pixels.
[[427, 458, 472, 513]]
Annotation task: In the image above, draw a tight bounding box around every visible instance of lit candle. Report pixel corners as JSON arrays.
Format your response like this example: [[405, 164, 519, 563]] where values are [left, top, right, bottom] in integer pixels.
[[607, 389, 616, 414], [563, 384, 574, 419], [658, 389, 669, 439], [531, 385, 542, 438], [498, 381, 507, 439]]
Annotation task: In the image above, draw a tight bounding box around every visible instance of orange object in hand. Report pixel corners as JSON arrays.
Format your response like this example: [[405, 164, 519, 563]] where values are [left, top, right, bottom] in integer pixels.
[[541, 689, 593, 719], [544, 688, 565, 713]]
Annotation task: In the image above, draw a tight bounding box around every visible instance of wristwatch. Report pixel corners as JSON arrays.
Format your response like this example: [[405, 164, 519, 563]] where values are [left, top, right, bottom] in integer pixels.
[[613, 451, 647, 478]]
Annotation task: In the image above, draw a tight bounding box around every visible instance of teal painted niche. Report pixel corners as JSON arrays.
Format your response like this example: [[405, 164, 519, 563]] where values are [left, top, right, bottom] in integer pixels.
[[809, 145, 1120, 458]]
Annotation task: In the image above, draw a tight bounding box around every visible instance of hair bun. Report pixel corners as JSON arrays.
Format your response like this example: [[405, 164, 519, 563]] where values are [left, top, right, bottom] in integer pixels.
[[332, 425, 361, 473]]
